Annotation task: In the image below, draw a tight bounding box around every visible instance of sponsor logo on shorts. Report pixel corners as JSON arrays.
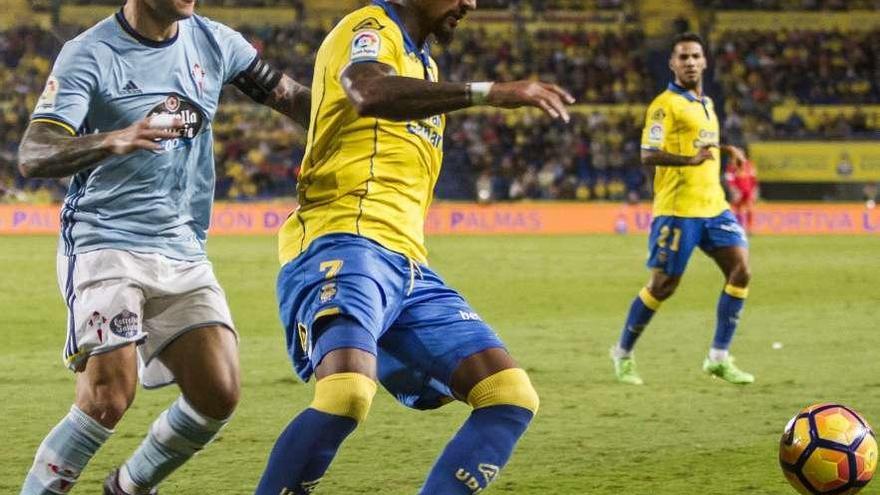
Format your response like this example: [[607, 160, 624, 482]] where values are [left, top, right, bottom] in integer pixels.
[[319, 282, 337, 303], [87, 311, 108, 343], [459, 310, 481, 321], [110, 310, 139, 338], [720, 222, 746, 238]]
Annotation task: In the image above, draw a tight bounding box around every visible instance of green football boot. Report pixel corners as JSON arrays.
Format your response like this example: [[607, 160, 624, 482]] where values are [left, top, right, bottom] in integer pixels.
[[702, 356, 755, 385], [610, 347, 644, 385]]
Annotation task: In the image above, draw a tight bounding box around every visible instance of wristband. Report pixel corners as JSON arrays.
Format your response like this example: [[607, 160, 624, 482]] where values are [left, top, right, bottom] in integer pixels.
[[467, 82, 494, 106]]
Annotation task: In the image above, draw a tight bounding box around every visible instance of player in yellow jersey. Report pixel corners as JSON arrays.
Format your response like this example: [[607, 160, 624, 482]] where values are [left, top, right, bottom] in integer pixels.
[[610, 33, 755, 386], [256, 1, 574, 493]]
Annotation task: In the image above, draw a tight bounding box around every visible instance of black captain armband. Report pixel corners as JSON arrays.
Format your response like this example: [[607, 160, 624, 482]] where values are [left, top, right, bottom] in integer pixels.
[[232, 58, 283, 103]]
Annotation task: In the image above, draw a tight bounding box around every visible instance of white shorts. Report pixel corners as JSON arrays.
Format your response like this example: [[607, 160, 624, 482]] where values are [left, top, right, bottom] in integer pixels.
[[57, 249, 236, 388]]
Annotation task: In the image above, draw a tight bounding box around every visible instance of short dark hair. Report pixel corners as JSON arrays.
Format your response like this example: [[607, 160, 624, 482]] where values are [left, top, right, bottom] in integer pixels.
[[671, 32, 706, 54]]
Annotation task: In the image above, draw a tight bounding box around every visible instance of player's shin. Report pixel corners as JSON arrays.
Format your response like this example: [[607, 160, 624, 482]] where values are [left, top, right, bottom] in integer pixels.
[[255, 372, 377, 495], [419, 368, 539, 495], [615, 287, 661, 356], [711, 284, 748, 360], [21, 405, 113, 495], [118, 396, 229, 494]]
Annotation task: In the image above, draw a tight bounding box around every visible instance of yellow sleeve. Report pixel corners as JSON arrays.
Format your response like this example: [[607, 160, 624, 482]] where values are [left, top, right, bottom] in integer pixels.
[[641, 97, 673, 151], [346, 20, 402, 71]]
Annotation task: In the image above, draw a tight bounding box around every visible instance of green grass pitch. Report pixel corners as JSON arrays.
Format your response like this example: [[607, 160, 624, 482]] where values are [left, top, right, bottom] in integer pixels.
[[2, 234, 879, 494]]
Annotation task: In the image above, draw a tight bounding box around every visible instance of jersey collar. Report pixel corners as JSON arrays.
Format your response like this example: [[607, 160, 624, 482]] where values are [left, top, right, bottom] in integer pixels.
[[371, 0, 431, 68], [115, 8, 180, 48], [667, 81, 706, 104]]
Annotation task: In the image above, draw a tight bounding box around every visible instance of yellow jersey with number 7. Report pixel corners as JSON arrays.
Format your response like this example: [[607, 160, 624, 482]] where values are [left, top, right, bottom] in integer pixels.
[[641, 82, 728, 218], [278, 2, 445, 265]]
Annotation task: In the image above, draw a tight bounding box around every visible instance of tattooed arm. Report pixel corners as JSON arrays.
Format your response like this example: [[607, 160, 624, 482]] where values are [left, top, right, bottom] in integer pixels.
[[230, 58, 311, 129], [17, 118, 181, 179], [261, 74, 312, 129]]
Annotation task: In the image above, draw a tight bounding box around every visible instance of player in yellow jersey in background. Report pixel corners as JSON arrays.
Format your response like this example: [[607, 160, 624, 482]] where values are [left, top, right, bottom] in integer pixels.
[[610, 33, 755, 386], [256, 1, 574, 493]]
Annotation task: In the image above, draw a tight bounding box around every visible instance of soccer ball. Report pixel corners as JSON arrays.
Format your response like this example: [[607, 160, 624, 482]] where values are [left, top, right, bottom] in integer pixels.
[[779, 403, 878, 494]]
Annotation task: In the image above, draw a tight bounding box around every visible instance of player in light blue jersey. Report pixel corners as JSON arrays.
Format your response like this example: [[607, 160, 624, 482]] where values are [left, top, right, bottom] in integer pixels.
[[16, 0, 310, 493]]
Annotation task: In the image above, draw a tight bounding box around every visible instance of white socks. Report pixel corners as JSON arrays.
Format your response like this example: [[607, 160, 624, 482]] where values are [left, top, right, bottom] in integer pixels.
[[708, 348, 729, 362]]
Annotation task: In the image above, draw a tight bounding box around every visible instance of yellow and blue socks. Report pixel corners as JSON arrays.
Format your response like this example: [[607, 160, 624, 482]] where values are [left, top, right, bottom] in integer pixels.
[[21, 405, 113, 495], [616, 287, 661, 356], [256, 408, 356, 495], [419, 369, 539, 495], [256, 372, 377, 495], [711, 284, 748, 358], [119, 396, 228, 494]]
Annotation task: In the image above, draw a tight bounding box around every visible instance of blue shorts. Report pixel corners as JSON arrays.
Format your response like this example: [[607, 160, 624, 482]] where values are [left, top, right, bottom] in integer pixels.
[[277, 234, 505, 410], [646, 210, 748, 277]]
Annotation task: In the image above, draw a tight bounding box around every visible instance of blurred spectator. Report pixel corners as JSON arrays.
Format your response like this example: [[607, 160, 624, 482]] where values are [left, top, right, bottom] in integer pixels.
[[438, 27, 653, 103], [35, 0, 305, 7], [714, 29, 880, 140], [444, 110, 647, 202], [695, 0, 880, 10], [462, 0, 631, 12]]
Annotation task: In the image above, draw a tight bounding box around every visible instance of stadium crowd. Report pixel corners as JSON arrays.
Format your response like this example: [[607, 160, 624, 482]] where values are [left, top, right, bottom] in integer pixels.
[[480, 0, 629, 10], [714, 29, 880, 142], [442, 110, 645, 201], [438, 27, 653, 103], [37, 0, 305, 7], [696, 0, 880, 9], [2, 11, 878, 203], [1, 21, 655, 202]]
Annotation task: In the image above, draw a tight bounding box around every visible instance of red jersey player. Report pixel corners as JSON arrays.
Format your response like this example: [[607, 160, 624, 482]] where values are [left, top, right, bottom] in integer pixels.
[[725, 158, 758, 233]]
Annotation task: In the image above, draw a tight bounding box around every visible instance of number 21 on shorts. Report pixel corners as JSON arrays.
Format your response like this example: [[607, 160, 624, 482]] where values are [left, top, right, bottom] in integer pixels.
[[657, 226, 681, 251]]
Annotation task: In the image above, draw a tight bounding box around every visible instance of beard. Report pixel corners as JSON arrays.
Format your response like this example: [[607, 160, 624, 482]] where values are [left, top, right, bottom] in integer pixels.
[[677, 73, 702, 89], [432, 9, 463, 46], [434, 27, 455, 45]]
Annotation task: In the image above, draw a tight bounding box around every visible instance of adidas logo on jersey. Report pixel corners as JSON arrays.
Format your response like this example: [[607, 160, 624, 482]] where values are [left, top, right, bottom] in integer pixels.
[[121, 80, 142, 94]]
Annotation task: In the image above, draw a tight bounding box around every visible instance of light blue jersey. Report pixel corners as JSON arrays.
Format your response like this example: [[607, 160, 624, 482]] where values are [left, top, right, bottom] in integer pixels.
[[32, 10, 257, 260]]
